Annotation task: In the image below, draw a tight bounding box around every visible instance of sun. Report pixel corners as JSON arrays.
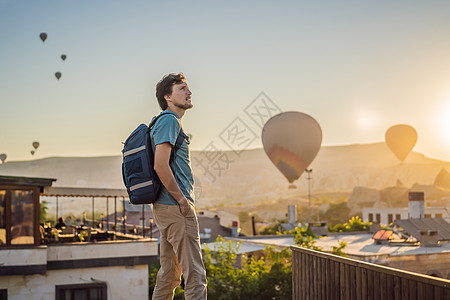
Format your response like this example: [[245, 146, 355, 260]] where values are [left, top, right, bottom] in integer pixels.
[[356, 110, 378, 130]]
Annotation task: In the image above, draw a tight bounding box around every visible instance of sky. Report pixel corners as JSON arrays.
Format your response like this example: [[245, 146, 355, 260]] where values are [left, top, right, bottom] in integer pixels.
[[1, 1, 450, 162]]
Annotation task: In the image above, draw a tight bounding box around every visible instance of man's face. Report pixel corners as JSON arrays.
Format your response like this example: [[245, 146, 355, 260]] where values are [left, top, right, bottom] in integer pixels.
[[166, 80, 193, 110]]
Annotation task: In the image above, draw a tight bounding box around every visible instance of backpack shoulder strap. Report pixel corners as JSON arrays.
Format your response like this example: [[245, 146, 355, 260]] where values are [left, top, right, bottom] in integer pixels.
[[149, 111, 185, 166], [148, 111, 174, 130]]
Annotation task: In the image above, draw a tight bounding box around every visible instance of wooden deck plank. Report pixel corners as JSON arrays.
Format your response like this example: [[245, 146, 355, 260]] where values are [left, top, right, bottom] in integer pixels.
[[401, 278, 409, 300], [394, 276, 401, 300], [434, 286, 443, 300], [301, 252, 306, 300], [380, 271, 387, 300], [349, 265, 356, 300], [325, 257, 331, 300], [355, 267, 362, 300], [340, 262, 346, 300], [408, 279, 417, 300], [361, 267, 367, 300], [313, 255, 318, 300], [386, 274, 394, 300], [373, 271, 380, 300], [333, 260, 340, 300], [367, 270, 374, 300]]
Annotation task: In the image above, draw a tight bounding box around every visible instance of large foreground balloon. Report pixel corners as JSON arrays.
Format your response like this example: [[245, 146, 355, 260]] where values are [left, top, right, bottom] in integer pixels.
[[262, 111, 322, 184], [385, 124, 417, 162], [0, 153, 6, 164]]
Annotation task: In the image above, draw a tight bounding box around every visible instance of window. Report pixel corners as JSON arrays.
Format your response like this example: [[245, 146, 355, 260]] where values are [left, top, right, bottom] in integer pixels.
[[435, 213, 443, 218], [425, 214, 431, 218], [0, 289, 7, 300], [387, 214, 393, 224], [0, 191, 6, 245], [368, 213, 373, 222], [56, 283, 107, 300], [0, 187, 39, 247], [11, 190, 34, 245], [376, 213, 381, 223], [395, 214, 401, 220]]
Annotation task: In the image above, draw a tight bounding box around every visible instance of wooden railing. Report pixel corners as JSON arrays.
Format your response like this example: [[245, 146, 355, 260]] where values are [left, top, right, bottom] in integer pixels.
[[291, 246, 450, 300]]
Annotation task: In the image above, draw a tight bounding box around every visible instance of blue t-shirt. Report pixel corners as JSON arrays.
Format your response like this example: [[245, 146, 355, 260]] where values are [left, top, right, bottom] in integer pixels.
[[150, 110, 195, 205]]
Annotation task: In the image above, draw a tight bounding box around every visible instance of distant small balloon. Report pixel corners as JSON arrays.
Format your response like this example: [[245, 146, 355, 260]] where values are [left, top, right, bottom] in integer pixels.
[[55, 72, 62, 80], [39, 33, 47, 42], [0, 153, 6, 164], [32, 141, 40, 150], [61, 54, 67, 61], [31, 150, 35, 156]]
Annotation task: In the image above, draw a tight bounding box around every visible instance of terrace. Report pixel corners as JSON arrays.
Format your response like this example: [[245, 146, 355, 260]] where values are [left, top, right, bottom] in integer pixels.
[[0, 175, 157, 299]]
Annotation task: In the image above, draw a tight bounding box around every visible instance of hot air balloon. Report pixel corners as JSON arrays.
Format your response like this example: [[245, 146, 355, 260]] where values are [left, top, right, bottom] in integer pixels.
[[31, 150, 35, 156], [262, 111, 322, 188], [385, 124, 417, 163], [32, 141, 40, 150], [39, 33, 47, 42], [55, 72, 62, 80], [61, 54, 67, 61], [0, 153, 6, 164]]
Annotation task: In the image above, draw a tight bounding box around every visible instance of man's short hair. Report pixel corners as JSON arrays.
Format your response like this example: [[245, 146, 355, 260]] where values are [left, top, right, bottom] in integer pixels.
[[156, 73, 186, 110]]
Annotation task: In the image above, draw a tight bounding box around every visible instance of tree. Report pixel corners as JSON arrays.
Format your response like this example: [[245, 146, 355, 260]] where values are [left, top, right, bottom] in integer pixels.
[[40, 200, 48, 223]]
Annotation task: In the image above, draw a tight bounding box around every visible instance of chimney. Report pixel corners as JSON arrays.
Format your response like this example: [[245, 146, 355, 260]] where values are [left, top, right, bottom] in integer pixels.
[[288, 205, 297, 224], [232, 221, 239, 237], [420, 230, 440, 247], [408, 192, 424, 219]]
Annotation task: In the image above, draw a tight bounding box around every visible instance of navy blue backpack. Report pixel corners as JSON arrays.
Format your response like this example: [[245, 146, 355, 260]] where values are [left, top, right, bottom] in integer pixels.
[[122, 112, 185, 204]]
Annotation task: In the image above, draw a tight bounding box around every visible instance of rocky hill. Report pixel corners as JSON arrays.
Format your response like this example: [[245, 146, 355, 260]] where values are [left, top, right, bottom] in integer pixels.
[[1, 142, 450, 210]]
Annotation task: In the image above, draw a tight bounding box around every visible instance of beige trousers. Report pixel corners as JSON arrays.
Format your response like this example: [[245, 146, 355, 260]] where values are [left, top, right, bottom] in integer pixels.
[[152, 202, 207, 300]]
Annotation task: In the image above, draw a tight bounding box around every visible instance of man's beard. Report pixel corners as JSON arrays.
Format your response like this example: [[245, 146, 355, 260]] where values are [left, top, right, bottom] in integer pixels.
[[175, 102, 193, 110]]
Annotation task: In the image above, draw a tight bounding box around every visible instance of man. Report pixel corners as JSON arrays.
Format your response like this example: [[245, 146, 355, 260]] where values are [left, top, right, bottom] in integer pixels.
[[150, 73, 207, 300]]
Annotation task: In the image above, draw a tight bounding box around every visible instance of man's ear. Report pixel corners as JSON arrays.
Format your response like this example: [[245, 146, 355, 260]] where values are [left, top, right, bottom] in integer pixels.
[[164, 94, 171, 102]]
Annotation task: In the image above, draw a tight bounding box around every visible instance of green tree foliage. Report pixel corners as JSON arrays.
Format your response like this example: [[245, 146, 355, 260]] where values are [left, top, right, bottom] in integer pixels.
[[293, 225, 322, 251], [40, 200, 48, 223], [330, 240, 348, 257], [329, 216, 371, 233], [148, 237, 292, 299], [321, 199, 352, 226], [259, 219, 288, 235]]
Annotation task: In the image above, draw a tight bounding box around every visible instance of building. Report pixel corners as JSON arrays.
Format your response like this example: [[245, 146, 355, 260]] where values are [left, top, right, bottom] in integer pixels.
[[0, 175, 157, 299], [363, 191, 450, 224], [363, 207, 450, 224]]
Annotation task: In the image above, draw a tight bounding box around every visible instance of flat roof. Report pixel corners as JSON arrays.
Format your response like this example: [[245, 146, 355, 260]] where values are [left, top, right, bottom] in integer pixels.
[[228, 233, 450, 257], [42, 186, 128, 198], [0, 175, 56, 187]]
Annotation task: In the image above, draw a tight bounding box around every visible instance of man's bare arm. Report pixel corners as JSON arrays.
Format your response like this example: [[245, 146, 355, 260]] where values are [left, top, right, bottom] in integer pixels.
[[154, 142, 190, 216]]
